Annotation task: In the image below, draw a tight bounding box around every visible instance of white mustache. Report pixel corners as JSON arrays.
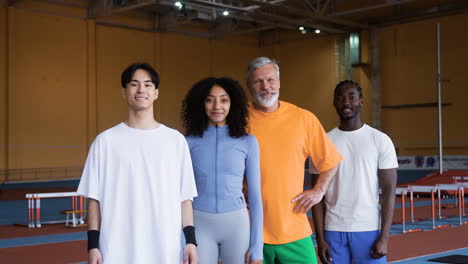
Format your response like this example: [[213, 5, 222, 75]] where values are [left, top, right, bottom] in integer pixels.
[[258, 90, 278, 96]]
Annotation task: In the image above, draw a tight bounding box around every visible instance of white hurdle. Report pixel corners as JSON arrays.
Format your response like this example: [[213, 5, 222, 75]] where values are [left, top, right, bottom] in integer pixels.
[[26, 192, 85, 228], [459, 182, 468, 217], [407, 185, 437, 229], [453, 176, 468, 183], [395, 187, 409, 233], [396, 183, 467, 233], [436, 183, 467, 225], [437, 184, 460, 218]]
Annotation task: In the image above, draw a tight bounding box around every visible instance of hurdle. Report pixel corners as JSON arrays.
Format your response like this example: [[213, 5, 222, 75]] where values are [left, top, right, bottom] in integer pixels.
[[26, 192, 85, 228], [453, 176, 468, 184], [460, 182, 468, 217], [436, 184, 466, 225], [408, 185, 436, 231], [407, 185, 439, 230], [396, 187, 412, 233], [454, 182, 467, 223]]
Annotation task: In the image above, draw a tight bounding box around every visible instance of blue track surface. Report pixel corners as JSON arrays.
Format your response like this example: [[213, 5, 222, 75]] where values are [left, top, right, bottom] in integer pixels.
[[0, 198, 75, 225], [390, 217, 468, 235], [0, 232, 86, 248], [2, 216, 466, 249]]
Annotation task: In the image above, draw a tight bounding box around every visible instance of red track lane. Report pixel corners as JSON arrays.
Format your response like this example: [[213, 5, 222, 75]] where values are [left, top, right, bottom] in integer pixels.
[[387, 223, 468, 262], [1, 221, 467, 263], [0, 240, 87, 264]]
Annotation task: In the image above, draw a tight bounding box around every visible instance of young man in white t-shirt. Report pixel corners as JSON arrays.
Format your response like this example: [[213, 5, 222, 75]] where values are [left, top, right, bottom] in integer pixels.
[[312, 80, 398, 264], [77, 63, 198, 264]]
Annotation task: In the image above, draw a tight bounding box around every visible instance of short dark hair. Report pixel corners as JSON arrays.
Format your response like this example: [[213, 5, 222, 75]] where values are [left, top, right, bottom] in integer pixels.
[[334, 80, 362, 97], [121, 62, 160, 89], [182, 77, 249, 138]]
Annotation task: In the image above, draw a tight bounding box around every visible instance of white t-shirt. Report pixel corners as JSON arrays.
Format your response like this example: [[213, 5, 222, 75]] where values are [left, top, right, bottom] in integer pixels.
[[324, 124, 398, 232], [77, 123, 197, 264]]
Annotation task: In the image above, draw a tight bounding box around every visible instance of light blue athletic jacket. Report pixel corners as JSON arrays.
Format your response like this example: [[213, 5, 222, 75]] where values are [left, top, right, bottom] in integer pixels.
[[186, 125, 263, 260]]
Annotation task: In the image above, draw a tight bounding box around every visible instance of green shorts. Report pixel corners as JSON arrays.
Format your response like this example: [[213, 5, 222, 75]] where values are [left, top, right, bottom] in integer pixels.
[[263, 236, 318, 264]]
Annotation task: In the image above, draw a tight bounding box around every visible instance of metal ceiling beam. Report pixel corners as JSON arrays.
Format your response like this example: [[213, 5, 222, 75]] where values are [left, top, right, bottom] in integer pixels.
[[158, 10, 200, 30], [188, 0, 250, 12], [172, 0, 300, 31], [241, 0, 287, 11], [6, 0, 22, 6], [332, 0, 417, 17], [369, 0, 468, 26], [255, 11, 346, 33], [229, 13, 297, 30], [90, 0, 157, 17], [235, 0, 367, 28]]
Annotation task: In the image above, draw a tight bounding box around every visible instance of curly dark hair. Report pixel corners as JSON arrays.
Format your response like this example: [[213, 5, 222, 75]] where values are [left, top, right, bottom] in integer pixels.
[[334, 80, 362, 98], [182, 77, 249, 138]]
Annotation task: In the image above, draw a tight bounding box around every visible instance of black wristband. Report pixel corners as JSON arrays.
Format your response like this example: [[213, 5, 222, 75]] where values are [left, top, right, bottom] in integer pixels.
[[183, 226, 197, 246], [87, 230, 100, 251]]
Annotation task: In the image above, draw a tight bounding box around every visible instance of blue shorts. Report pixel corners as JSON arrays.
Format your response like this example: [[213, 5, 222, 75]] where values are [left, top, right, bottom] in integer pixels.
[[324, 230, 386, 264]]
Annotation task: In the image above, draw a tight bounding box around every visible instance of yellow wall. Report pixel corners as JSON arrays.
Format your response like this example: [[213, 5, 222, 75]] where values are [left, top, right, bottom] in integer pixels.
[[95, 25, 156, 132], [1, 0, 467, 182], [7, 7, 88, 172], [158, 33, 211, 130], [0, 2, 263, 182], [380, 13, 468, 155], [0, 6, 6, 172], [270, 36, 340, 131]]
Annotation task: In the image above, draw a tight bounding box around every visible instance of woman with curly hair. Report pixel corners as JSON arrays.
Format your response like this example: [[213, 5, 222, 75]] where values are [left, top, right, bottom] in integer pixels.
[[182, 77, 263, 264]]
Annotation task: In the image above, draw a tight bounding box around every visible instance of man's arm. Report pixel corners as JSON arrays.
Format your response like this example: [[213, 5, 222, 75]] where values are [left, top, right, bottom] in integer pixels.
[[371, 168, 397, 259], [88, 199, 102, 264], [88, 198, 101, 230], [182, 200, 197, 264], [311, 174, 333, 264], [292, 165, 338, 214]]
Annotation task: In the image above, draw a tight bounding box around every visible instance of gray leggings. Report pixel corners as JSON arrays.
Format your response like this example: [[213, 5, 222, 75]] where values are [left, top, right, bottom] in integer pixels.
[[194, 208, 250, 264]]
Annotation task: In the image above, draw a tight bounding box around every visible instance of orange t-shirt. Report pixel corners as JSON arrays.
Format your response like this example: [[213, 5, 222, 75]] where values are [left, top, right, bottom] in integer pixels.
[[248, 101, 342, 244]]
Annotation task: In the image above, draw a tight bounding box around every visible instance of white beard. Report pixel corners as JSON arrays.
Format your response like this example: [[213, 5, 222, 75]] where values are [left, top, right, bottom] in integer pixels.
[[254, 91, 279, 108]]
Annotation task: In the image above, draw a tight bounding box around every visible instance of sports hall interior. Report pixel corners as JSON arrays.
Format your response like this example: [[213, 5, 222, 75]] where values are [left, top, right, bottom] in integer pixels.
[[0, 0, 467, 263]]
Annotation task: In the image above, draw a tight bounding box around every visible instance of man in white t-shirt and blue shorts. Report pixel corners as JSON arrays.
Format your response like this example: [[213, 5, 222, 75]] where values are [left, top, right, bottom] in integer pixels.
[[312, 80, 398, 264]]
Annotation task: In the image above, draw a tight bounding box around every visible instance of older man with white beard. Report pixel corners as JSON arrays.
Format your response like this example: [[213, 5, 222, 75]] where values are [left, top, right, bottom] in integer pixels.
[[245, 57, 342, 264]]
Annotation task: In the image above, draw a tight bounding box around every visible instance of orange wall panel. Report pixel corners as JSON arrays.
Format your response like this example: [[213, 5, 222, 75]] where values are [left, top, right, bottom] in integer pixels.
[[2, 1, 468, 180], [158, 33, 211, 131], [211, 40, 262, 86], [95, 25, 155, 133], [272, 36, 341, 131], [0, 6, 6, 174], [436, 13, 468, 148], [12, 9, 88, 169], [380, 13, 468, 154]]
